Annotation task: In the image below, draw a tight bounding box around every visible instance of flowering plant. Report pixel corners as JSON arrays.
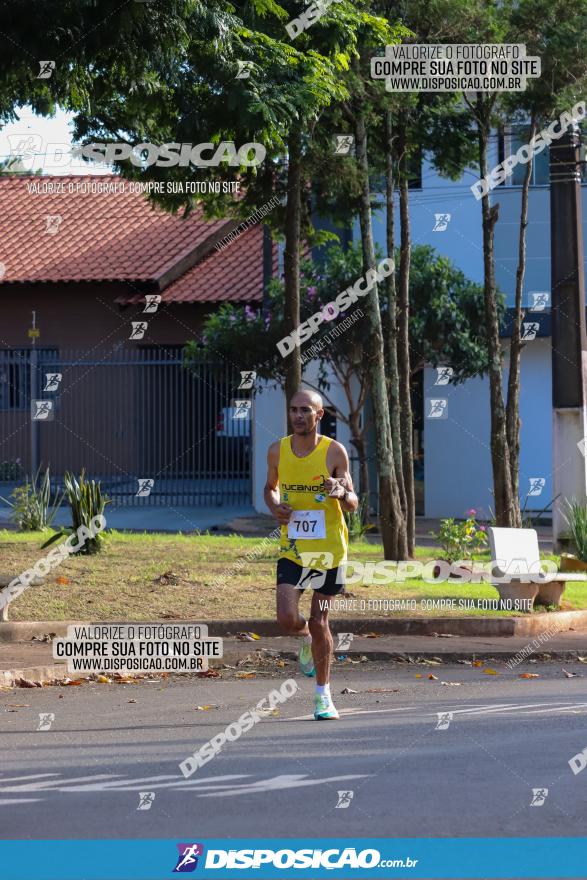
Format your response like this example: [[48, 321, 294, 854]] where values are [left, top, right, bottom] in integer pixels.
[[434, 510, 487, 562]]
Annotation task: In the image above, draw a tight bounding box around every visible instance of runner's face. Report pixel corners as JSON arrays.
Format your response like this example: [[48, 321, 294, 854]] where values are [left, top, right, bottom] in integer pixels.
[[289, 400, 322, 435]]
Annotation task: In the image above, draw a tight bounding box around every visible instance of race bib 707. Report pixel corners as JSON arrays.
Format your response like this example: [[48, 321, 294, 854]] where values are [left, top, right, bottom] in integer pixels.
[[287, 509, 326, 540]]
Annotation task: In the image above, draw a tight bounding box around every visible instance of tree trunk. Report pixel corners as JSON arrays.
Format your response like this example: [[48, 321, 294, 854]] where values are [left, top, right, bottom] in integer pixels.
[[350, 422, 369, 504], [506, 117, 536, 529], [353, 91, 407, 560], [283, 127, 303, 424], [476, 97, 515, 525], [397, 115, 416, 555], [384, 109, 407, 521]]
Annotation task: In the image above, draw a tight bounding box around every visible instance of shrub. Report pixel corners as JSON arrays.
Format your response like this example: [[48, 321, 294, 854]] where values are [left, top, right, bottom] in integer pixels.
[[434, 510, 487, 563], [0, 466, 62, 531], [42, 470, 110, 554], [561, 499, 587, 563], [344, 495, 374, 543], [0, 459, 24, 481]]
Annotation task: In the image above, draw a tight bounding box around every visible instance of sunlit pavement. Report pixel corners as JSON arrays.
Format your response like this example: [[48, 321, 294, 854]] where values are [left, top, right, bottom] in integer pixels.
[[1, 661, 587, 841]]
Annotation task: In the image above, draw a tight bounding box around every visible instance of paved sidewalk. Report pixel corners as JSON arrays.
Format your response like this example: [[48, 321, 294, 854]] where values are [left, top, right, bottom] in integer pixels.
[[2, 630, 586, 688]]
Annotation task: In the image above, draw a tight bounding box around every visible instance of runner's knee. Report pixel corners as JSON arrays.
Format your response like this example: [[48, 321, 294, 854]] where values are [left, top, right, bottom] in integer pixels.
[[308, 614, 330, 636], [277, 610, 302, 633]]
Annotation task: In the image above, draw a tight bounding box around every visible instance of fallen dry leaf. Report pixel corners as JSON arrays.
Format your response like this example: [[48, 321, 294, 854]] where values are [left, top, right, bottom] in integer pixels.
[[482, 668, 499, 675], [56, 576, 70, 585], [415, 674, 423, 679], [519, 673, 540, 679], [153, 570, 181, 586], [577, 656, 587, 664], [196, 669, 220, 678], [32, 633, 55, 643], [127, 699, 137, 704], [428, 673, 439, 681], [195, 705, 212, 710], [236, 632, 257, 642], [472, 660, 484, 667], [16, 678, 43, 688], [275, 659, 286, 668], [562, 669, 579, 678], [341, 687, 358, 694], [362, 632, 381, 638], [419, 658, 442, 666], [96, 675, 111, 684], [236, 671, 256, 679]]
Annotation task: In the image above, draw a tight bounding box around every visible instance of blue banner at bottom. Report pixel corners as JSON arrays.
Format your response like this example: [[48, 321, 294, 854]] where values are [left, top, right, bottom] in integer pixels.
[[1, 837, 585, 879]]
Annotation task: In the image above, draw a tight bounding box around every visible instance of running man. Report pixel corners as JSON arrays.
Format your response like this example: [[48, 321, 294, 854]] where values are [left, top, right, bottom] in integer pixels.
[[264, 389, 358, 720]]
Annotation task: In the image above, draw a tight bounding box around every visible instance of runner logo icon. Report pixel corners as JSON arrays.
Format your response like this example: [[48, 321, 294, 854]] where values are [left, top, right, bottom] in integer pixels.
[[173, 843, 204, 872]]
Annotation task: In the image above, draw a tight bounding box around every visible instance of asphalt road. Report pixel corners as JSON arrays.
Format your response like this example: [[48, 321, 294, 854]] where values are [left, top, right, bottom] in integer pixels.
[[1, 658, 587, 847]]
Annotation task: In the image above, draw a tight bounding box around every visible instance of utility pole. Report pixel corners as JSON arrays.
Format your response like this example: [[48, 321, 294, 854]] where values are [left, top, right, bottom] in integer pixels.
[[550, 123, 587, 548]]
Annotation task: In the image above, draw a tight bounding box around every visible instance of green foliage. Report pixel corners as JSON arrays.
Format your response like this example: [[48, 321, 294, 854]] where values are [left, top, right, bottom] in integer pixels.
[[434, 512, 488, 563], [0, 467, 62, 531], [408, 245, 506, 382], [42, 471, 110, 555], [344, 495, 374, 542], [561, 499, 587, 563], [189, 241, 496, 387], [0, 459, 24, 481]]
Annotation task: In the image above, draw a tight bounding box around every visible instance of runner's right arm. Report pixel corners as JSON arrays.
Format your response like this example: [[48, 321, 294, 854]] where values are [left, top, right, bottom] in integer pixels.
[[264, 442, 293, 525]]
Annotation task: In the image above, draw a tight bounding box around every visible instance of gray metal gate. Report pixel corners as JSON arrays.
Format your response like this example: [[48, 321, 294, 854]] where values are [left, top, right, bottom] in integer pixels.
[[0, 347, 251, 505]]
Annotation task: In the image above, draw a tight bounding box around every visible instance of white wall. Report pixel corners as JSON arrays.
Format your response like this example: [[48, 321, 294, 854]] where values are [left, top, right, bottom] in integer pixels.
[[252, 363, 355, 513], [424, 338, 553, 518], [252, 380, 287, 513], [370, 148, 499, 286]]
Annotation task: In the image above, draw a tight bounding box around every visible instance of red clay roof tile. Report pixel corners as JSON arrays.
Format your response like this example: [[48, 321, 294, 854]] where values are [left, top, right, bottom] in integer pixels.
[[0, 175, 276, 302]]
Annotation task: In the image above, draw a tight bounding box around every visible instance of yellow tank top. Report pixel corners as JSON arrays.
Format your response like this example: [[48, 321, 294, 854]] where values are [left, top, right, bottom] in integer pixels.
[[278, 434, 348, 568]]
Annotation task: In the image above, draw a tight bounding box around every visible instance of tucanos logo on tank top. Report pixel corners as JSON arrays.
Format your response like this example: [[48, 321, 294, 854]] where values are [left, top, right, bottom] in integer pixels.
[[282, 473, 327, 493]]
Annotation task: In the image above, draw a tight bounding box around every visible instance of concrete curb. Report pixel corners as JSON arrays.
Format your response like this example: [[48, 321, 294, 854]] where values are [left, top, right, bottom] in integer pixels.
[[0, 664, 72, 688], [0, 651, 243, 687], [3, 648, 587, 688], [2, 611, 587, 642], [0, 621, 88, 642]]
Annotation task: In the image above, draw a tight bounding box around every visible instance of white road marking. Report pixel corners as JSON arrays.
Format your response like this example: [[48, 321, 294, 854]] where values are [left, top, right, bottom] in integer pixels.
[[289, 701, 587, 722], [0, 773, 57, 782], [449, 702, 551, 716], [288, 706, 418, 721], [0, 773, 371, 801], [196, 774, 371, 797], [0, 798, 41, 805], [0, 774, 120, 793], [515, 703, 587, 715]]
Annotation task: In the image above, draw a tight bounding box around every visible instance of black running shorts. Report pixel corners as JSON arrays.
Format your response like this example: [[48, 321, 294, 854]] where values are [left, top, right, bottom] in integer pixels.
[[276, 558, 346, 595]]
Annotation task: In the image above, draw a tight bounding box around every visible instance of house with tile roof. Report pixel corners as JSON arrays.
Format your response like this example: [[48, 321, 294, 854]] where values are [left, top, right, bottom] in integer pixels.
[[0, 175, 282, 509]]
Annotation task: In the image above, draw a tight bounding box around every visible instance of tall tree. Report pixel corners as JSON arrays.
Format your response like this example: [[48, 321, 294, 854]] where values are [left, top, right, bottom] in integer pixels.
[[347, 43, 407, 559], [503, 0, 587, 524]]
